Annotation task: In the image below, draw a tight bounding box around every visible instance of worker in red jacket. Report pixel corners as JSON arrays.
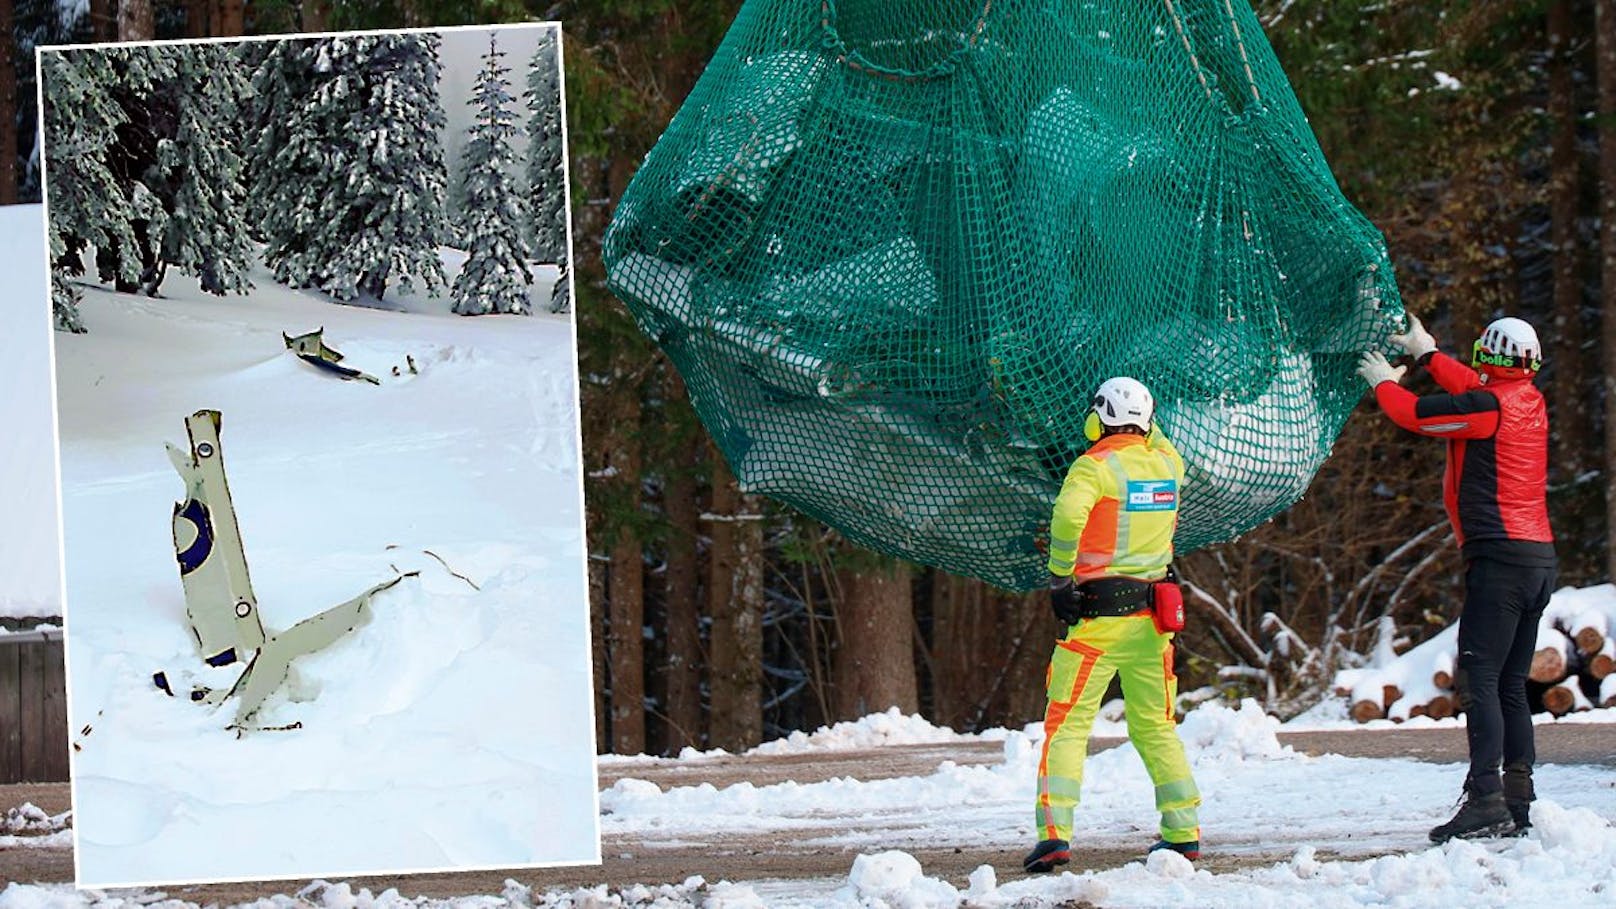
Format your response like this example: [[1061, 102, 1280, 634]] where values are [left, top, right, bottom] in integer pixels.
[[1357, 315, 1555, 843]]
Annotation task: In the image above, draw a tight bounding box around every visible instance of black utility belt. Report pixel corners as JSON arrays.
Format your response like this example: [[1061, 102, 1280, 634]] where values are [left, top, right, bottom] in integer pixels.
[[1076, 577, 1153, 618]]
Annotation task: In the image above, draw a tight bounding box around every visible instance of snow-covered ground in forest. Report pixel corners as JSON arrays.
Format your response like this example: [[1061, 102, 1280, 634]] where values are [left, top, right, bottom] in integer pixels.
[[0, 207, 65, 620], [9, 698, 1616, 907], [51, 232, 597, 886], [590, 701, 1616, 908]]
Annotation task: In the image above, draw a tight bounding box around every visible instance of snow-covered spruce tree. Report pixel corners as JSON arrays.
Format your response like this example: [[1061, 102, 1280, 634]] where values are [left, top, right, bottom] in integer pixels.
[[452, 35, 533, 317], [525, 27, 570, 313], [549, 260, 571, 314], [250, 34, 448, 302], [444, 130, 472, 248], [151, 43, 254, 296], [39, 48, 153, 331]]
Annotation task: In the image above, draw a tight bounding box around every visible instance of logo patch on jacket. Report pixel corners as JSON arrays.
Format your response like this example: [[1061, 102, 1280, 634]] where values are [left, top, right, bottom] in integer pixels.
[[1125, 480, 1178, 512]]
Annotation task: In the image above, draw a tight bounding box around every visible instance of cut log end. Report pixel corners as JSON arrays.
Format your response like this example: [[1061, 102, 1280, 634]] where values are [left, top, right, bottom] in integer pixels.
[[1426, 695, 1456, 720], [1382, 684, 1403, 710], [1529, 648, 1567, 684], [1350, 699, 1384, 723], [1432, 670, 1452, 690], [1573, 627, 1605, 657], [1542, 683, 1580, 717], [1590, 653, 1614, 681]]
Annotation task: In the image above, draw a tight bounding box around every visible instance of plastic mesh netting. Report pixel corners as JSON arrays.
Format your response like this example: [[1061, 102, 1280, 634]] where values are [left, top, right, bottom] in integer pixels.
[[604, 0, 1403, 591]]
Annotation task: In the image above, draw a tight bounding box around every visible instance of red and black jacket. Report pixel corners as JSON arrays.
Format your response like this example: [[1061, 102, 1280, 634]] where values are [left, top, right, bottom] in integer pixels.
[[1373, 351, 1554, 566]]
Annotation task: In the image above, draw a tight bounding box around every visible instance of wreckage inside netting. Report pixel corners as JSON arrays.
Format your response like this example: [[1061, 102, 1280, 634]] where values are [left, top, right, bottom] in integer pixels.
[[603, 0, 1405, 590]]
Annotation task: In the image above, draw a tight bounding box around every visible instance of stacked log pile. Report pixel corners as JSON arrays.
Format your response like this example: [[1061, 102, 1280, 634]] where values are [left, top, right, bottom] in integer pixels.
[[1333, 586, 1616, 723]]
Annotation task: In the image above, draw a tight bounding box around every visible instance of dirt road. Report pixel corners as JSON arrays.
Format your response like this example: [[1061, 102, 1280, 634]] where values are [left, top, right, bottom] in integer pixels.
[[5, 724, 1612, 900]]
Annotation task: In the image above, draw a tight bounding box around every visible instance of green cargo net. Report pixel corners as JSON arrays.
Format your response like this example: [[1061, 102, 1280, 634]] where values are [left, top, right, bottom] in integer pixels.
[[605, 0, 1402, 591]]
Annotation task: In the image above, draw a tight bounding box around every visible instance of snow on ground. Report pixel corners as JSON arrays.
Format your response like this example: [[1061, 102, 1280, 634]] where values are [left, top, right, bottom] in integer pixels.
[[6, 700, 1615, 907], [0, 206, 65, 619], [600, 705, 1133, 771], [53, 249, 598, 886], [598, 701, 1616, 907]]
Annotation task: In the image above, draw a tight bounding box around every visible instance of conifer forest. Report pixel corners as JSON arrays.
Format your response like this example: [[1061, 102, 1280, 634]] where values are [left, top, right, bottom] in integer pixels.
[[5, 0, 1615, 756]]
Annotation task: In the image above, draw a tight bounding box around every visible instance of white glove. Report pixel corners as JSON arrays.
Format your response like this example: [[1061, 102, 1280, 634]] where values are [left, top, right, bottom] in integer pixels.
[[1389, 313, 1437, 359], [1356, 351, 1408, 388]]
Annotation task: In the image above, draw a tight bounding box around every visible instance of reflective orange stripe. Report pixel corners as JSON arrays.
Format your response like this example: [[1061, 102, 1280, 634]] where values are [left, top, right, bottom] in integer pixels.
[[1037, 637, 1104, 840], [1162, 644, 1176, 721], [1073, 498, 1120, 580]]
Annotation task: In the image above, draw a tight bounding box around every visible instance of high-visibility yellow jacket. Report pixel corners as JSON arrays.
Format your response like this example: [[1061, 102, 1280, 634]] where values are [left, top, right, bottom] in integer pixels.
[[1047, 428, 1184, 582]]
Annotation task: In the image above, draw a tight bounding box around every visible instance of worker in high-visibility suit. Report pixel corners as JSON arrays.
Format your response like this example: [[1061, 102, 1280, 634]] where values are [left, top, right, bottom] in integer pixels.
[[1023, 376, 1202, 873]]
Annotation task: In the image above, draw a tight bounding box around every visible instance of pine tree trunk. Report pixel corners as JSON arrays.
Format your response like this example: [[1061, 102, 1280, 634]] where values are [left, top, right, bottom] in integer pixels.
[[1549, 0, 1585, 479], [118, 0, 155, 41], [302, 1, 331, 33], [833, 558, 917, 721], [216, 0, 244, 37], [0, 0, 15, 206], [1599, 0, 1616, 582], [186, 0, 208, 37], [927, 572, 1047, 730], [607, 387, 645, 755], [926, 570, 981, 729], [91, 0, 118, 42], [1000, 589, 1053, 726], [660, 375, 704, 752], [706, 447, 764, 750]]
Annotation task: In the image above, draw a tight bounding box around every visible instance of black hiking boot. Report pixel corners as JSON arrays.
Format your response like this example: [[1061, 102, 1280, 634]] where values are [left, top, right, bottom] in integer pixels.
[[1023, 838, 1071, 873], [1503, 762, 1534, 836], [1429, 790, 1513, 843], [1149, 838, 1201, 860]]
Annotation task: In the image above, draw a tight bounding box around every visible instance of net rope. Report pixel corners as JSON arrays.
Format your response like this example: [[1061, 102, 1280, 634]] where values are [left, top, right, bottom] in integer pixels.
[[605, 0, 1403, 590]]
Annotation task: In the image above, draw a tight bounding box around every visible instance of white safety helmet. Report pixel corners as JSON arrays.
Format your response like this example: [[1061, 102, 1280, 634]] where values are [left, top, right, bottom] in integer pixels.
[[1092, 376, 1154, 431], [1472, 317, 1542, 379]]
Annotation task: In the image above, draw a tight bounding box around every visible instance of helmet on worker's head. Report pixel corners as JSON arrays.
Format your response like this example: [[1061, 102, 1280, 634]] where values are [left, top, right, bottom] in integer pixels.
[[1471, 317, 1541, 381], [1091, 376, 1154, 434]]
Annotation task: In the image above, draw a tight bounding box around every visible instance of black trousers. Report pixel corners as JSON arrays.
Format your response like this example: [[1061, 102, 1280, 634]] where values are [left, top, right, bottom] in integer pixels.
[[1455, 556, 1555, 795]]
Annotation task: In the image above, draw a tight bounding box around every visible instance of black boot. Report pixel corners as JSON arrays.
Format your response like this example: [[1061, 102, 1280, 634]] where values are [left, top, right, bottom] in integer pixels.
[[1502, 763, 1534, 836], [1429, 789, 1512, 843], [1149, 838, 1201, 860], [1023, 838, 1071, 873]]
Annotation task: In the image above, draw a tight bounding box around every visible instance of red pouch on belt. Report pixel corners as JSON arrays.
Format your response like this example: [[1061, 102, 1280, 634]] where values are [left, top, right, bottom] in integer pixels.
[[1151, 580, 1185, 634]]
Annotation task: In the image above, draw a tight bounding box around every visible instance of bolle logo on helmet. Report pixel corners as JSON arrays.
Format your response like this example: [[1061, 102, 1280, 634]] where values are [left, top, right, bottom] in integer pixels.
[[1471, 340, 1541, 373], [1471, 317, 1541, 375]]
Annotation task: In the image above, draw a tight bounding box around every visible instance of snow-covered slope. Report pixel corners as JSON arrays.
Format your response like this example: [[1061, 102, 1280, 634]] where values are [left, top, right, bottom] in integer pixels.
[[55, 254, 598, 886], [0, 206, 64, 619], [8, 701, 1616, 907]]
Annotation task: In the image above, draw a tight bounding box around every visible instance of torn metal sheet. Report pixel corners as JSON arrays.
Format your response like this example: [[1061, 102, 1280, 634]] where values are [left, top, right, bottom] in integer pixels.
[[283, 327, 382, 385], [167, 409, 266, 663], [160, 410, 414, 735], [223, 572, 415, 730]]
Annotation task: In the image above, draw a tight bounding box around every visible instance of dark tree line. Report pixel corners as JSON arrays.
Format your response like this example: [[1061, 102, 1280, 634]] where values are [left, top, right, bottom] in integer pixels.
[[3, 0, 1615, 754], [564, 0, 1616, 751]]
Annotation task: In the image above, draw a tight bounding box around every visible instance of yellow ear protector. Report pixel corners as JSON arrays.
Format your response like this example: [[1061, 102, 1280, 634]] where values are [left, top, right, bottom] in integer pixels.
[[1083, 410, 1102, 442]]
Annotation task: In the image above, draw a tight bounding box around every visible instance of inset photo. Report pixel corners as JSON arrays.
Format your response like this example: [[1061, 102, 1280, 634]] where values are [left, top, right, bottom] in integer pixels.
[[40, 23, 596, 888]]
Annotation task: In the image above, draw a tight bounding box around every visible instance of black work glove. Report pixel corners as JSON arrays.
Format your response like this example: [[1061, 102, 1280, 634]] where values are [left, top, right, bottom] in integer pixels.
[[1050, 575, 1082, 625]]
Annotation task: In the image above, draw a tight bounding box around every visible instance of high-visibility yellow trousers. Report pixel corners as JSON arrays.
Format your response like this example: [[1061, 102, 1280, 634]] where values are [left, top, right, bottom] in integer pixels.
[[1035, 613, 1200, 844]]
